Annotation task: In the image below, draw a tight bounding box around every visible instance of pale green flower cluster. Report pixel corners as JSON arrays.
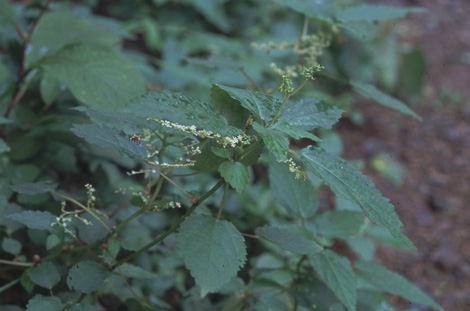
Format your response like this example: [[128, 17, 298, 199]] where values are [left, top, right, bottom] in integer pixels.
[[150, 118, 253, 148], [279, 158, 307, 180]]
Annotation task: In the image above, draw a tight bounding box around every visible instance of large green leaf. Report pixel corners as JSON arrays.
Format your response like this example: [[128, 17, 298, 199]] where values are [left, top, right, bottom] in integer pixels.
[[271, 0, 335, 19], [253, 123, 289, 161], [176, 215, 247, 295], [300, 147, 416, 250], [67, 261, 109, 294], [218, 161, 250, 193], [29, 262, 60, 289], [127, 90, 241, 137], [25, 12, 119, 67], [355, 261, 444, 311], [2, 237, 21, 255], [26, 295, 63, 311], [211, 84, 251, 129], [71, 123, 148, 159], [0, 0, 16, 26], [310, 210, 364, 239], [268, 157, 319, 218], [310, 250, 356, 311], [39, 44, 146, 109], [255, 226, 322, 255], [10, 182, 57, 195], [214, 85, 281, 123], [350, 80, 421, 120], [336, 5, 425, 23], [280, 99, 343, 131], [6, 211, 56, 232], [272, 120, 320, 142]]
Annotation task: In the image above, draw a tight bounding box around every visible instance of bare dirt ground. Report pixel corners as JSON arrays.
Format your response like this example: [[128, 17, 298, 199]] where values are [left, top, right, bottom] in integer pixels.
[[340, 0, 470, 309]]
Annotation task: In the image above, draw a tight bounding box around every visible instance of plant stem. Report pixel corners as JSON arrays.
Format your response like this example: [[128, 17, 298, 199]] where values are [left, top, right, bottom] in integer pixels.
[[52, 191, 112, 233], [0, 278, 21, 294], [0, 259, 34, 267], [302, 15, 309, 39], [143, 160, 192, 200], [267, 93, 290, 128], [216, 182, 229, 221], [240, 232, 259, 239], [113, 179, 225, 268]]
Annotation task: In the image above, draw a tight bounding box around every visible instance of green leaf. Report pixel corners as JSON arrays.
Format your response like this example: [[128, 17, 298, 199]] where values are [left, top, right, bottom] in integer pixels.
[[255, 227, 322, 255], [0, 0, 16, 26], [127, 90, 241, 137], [214, 85, 281, 123], [350, 80, 421, 120], [211, 84, 251, 129], [0, 138, 10, 154], [191, 0, 231, 32], [116, 263, 158, 279], [300, 147, 416, 250], [192, 142, 227, 172], [46, 234, 62, 251], [272, 120, 320, 142], [211, 147, 232, 159], [310, 211, 364, 239], [40, 73, 62, 105], [77, 212, 109, 244], [176, 215, 247, 295], [336, 5, 425, 23], [71, 123, 148, 159], [218, 161, 250, 193], [253, 123, 289, 161], [10, 182, 57, 195], [29, 262, 60, 289], [6, 211, 56, 232], [271, 0, 335, 19], [280, 99, 343, 131], [39, 44, 146, 109], [2, 237, 21, 255], [26, 295, 64, 311], [25, 12, 119, 67], [310, 250, 357, 311], [355, 261, 444, 311], [67, 261, 109, 294], [268, 157, 319, 218]]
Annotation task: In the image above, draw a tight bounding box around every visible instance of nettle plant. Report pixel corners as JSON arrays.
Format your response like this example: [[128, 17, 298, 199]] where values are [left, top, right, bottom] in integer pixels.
[[0, 1, 444, 311]]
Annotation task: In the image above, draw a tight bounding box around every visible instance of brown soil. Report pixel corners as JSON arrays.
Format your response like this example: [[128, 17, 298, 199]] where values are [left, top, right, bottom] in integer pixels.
[[339, 1, 470, 310]]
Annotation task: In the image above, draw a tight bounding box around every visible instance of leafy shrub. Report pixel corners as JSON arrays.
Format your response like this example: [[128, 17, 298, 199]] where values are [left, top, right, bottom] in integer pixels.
[[0, 1, 444, 310]]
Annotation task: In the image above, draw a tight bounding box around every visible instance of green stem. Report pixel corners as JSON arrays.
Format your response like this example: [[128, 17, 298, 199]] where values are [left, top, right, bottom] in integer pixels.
[[143, 160, 192, 200], [0, 259, 34, 267], [238, 140, 262, 161], [302, 15, 309, 39], [267, 93, 290, 128], [216, 183, 229, 221], [113, 179, 225, 268], [0, 278, 21, 294], [52, 191, 112, 233]]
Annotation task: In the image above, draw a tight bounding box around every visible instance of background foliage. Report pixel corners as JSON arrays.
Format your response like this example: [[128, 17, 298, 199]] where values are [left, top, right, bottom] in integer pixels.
[[0, 0, 445, 310]]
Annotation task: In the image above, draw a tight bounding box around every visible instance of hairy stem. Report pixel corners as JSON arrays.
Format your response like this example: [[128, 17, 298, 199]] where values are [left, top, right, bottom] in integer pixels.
[[216, 182, 229, 221], [0, 259, 34, 267]]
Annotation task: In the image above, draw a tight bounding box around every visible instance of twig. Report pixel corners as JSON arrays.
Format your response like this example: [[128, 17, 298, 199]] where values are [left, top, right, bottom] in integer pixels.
[[216, 182, 229, 221]]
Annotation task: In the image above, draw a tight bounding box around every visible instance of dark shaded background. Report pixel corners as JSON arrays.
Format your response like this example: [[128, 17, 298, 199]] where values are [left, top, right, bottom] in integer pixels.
[[341, 0, 470, 309]]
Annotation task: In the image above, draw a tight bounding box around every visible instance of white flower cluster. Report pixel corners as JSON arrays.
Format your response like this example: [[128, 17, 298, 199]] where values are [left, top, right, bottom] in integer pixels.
[[150, 118, 252, 148], [279, 158, 307, 180], [148, 200, 182, 211], [85, 183, 96, 208]]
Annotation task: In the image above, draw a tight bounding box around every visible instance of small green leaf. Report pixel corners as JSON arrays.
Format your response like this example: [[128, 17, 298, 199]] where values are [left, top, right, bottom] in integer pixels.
[[77, 212, 109, 244], [272, 120, 321, 142], [214, 85, 281, 123], [29, 262, 60, 289], [310, 250, 357, 311], [253, 123, 289, 161], [255, 227, 322, 255], [6, 211, 56, 232], [310, 211, 364, 239], [192, 142, 226, 172], [40, 73, 62, 105], [280, 99, 343, 131], [268, 157, 319, 218], [211, 147, 232, 159], [2, 237, 21, 255], [39, 44, 146, 109], [26, 295, 64, 311], [176, 215, 247, 295], [0, 138, 10, 154], [300, 147, 416, 250], [71, 123, 148, 159], [10, 182, 57, 195], [218, 161, 250, 193], [67, 261, 109, 293], [350, 80, 421, 120], [337, 5, 425, 23], [211, 84, 251, 129], [116, 263, 158, 279], [355, 261, 444, 311], [46, 234, 62, 250]]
